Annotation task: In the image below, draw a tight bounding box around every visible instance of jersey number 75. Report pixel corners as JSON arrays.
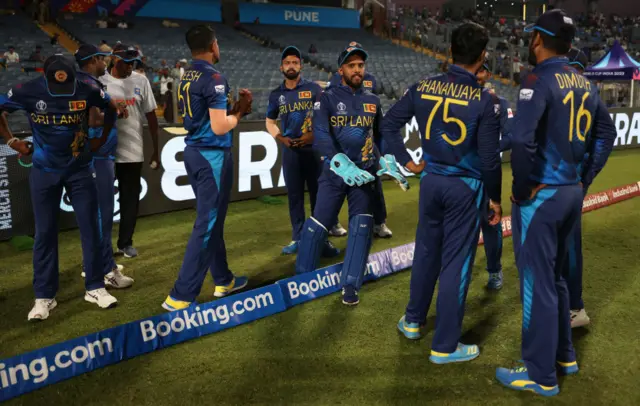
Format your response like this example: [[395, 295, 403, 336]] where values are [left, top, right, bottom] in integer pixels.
[[421, 95, 468, 146]]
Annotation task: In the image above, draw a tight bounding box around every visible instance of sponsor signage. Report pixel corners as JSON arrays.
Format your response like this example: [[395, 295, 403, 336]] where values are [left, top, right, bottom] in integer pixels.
[[238, 3, 359, 28]]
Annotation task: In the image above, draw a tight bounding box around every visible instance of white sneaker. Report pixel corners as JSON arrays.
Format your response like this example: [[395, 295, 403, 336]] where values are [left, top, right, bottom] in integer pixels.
[[329, 223, 348, 237], [85, 288, 118, 309], [374, 223, 393, 238], [28, 299, 57, 321], [570, 309, 590, 328], [104, 268, 134, 289], [81, 264, 123, 278]]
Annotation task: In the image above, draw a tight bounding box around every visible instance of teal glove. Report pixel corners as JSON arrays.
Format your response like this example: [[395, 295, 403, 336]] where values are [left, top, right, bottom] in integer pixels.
[[377, 154, 410, 191], [330, 153, 375, 186]]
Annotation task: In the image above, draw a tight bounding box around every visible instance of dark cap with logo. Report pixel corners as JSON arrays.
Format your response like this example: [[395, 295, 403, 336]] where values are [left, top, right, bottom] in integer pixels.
[[524, 9, 576, 43], [44, 54, 77, 96], [566, 48, 588, 71], [111, 43, 141, 62], [74, 43, 111, 64], [337, 41, 368, 66], [281, 45, 301, 61]]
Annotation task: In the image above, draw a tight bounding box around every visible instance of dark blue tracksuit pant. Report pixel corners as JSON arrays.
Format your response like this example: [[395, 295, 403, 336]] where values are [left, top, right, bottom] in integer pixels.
[[31, 165, 105, 298], [283, 146, 320, 241], [481, 218, 503, 274], [170, 146, 234, 303], [405, 173, 483, 353], [93, 158, 117, 274], [563, 212, 584, 310], [512, 185, 582, 387]]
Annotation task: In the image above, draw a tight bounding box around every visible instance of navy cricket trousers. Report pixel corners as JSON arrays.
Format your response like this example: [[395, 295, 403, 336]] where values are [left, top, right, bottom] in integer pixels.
[[481, 217, 503, 274], [405, 173, 483, 353], [563, 212, 584, 310], [282, 146, 320, 241], [512, 185, 582, 387], [31, 165, 105, 298], [170, 146, 234, 303], [93, 158, 117, 274]]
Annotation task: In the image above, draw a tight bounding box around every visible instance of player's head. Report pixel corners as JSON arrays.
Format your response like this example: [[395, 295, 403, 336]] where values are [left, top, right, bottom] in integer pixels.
[[524, 9, 575, 66], [111, 43, 141, 78], [186, 24, 219, 64], [75, 44, 109, 77], [566, 47, 588, 74], [338, 42, 368, 90], [476, 58, 492, 87], [280, 46, 302, 80], [451, 23, 489, 72], [44, 54, 77, 96]]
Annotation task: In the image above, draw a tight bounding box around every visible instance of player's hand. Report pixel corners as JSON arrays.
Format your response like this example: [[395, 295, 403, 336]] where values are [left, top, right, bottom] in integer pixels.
[[10, 140, 33, 155], [149, 151, 160, 170], [404, 160, 425, 175], [330, 153, 375, 187], [377, 154, 410, 191], [291, 133, 313, 148], [276, 134, 293, 148], [236, 89, 253, 116], [487, 200, 502, 226]]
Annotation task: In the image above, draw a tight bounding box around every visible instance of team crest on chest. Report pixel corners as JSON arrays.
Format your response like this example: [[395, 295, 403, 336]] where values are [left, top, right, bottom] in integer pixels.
[[363, 103, 376, 113], [298, 91, 312, 99], [363, 80, 373, 88], [337, 102, 347, 114], [279, 95, 287, 105]]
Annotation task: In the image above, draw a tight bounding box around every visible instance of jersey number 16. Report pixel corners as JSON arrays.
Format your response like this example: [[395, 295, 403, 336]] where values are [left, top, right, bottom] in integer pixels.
[[563, 90, 592, 142]]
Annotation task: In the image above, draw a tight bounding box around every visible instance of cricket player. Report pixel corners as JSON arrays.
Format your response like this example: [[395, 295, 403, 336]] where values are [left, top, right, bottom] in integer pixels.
[[266, 45, 339, 257], [564, 47, 591, 328], [295, 43, 415, 306], [496, 10, 615, 396], [0, 55, 124, 320], [382, 23, 503, 364], [163, 25, 252, 311], [75, 44, 134, 289], [475, 60, 515, 290], [326, 51, 392, 239], [100, 43, 160, 259]]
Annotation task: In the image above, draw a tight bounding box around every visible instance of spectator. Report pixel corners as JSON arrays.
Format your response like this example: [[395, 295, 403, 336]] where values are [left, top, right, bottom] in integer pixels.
[[4, 46, 19, 64], [163, 81, 174, 123], [28, 45, 44, 62], [117, 20, 128, 29], [50, 33, 59, 46], [96, 18, 107, 29], [308, 43, 317, 54], [159, 71, 173, 96]]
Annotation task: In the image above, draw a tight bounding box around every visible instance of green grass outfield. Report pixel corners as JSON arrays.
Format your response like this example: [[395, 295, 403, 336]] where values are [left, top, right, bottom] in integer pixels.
[[1, 149, 640, 405]]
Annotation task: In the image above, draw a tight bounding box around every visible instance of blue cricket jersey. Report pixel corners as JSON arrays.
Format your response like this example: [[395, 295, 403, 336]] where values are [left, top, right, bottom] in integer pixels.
[[495, 94, 514, 152], [266, 78, 322, 143], [511, 56, 616, 200], [179, 59, 233, 148], [380, 65, 502, 202], [328, 72, 377, 94], [77, 70, 118, 160], [0, 76, 111, 172], [312, 84, 383, 170]]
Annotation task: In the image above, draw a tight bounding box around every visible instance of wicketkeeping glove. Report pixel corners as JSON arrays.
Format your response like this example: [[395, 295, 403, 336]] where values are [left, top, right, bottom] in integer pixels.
[[330, 153, 375, 187], [377, 154, 410, 191]]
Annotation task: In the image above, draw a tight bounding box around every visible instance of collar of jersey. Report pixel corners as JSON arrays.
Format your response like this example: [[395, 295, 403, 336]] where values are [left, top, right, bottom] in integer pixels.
[[78, 69, 99, 82], [192, 59, 217, 70], [534, 56, 569, 70], [280, 77, 310, 91], [335, 83, 366, 95], [448, 64, 477, 80]]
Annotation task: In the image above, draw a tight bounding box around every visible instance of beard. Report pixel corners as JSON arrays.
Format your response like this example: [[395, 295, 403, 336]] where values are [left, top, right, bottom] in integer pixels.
[[527, 43, 537, 67], [344, 74, 363, 89], [283, 69, 300, 80]]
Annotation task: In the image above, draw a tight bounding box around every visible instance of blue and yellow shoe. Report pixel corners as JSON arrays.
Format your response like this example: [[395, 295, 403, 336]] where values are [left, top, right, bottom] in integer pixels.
[[322, 240, 340, 258], [214, 276, 249, 298], [557, 360, 579, 376], [281, 241, 299, 255], [162, 296, 193, 312], [429, 343, 480, 364], [487, 271, 503, 290], [397, 315, 421, 340], [496, 365, 559, 397]]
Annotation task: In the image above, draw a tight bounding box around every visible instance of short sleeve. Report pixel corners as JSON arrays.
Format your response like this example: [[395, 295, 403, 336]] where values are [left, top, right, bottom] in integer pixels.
[[0, 86, 27, 113], [87, 83, 111, 110], [266, 90, 279, 120], [142, 76, 158, 114], [203, 73, 228, 110]]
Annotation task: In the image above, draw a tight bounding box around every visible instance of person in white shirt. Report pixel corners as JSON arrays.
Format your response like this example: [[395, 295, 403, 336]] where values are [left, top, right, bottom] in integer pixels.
[[159, 72, 173, 95], [4, 46, 19, 64], [100, 44, 160, 258]]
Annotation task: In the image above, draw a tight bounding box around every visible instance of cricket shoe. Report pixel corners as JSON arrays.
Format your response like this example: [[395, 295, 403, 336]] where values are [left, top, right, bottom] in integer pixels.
[[341, 286, 359, 306], [84, 288, 118, 309], [570, 309, 591, 328], [117, 246, 138, 258], [496, 365, 559, 397], [28, 299, 57, 321], [374, 223, 393, 238], [557, 360, 579, 376], [81, 263, 124, 278], [214, 276, 249, 298], [486, 271, 504, 290], [322, 240, 340, 258], [105, 268, 134, 289], [281, 241, 299, 255], [162, 296, 193, 311], [429, 343, 480, 364], [397, 315, 421, 340], [329, 223, 347, 237]]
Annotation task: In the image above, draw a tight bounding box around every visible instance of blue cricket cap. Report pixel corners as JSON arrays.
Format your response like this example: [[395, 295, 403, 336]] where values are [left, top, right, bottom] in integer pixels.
[[74, 44, 111, 64], [524, 9, 576, 44], [111, 43, 141, 63], [44, 54, 76, 96], [566, 48, 588, 71], [281, 45, 301, 61], [337, 41, 368, 66]]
